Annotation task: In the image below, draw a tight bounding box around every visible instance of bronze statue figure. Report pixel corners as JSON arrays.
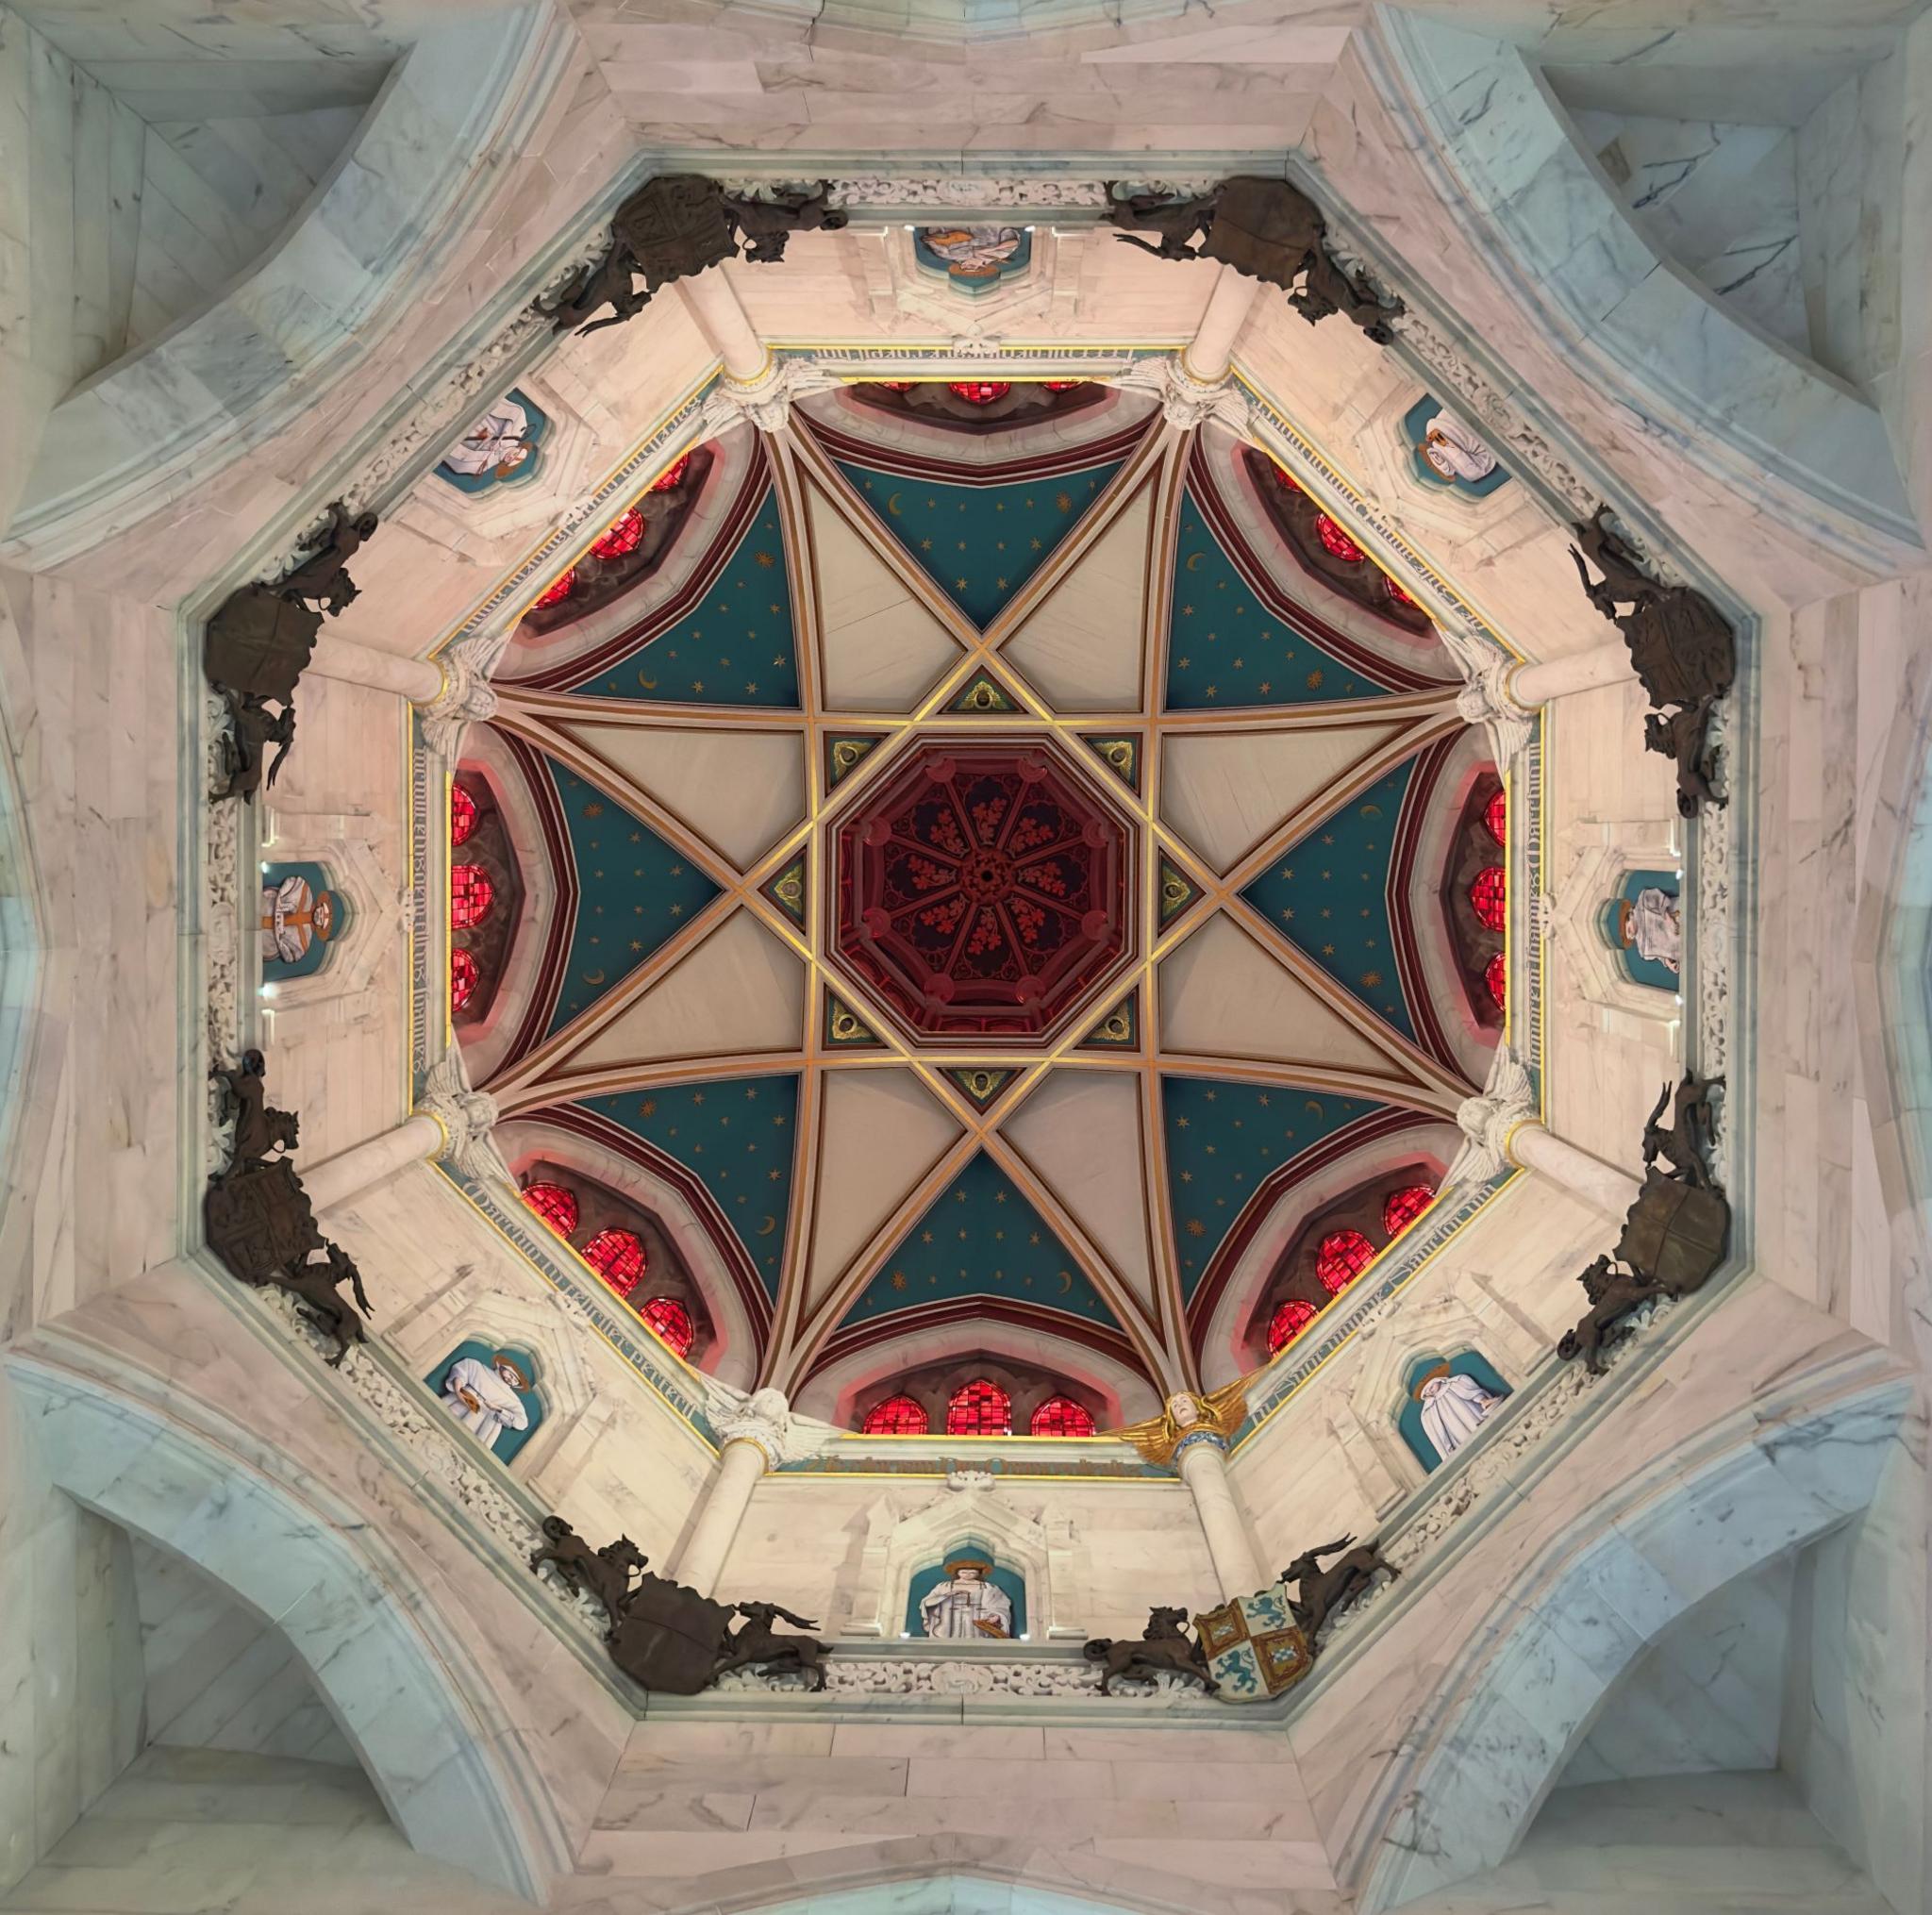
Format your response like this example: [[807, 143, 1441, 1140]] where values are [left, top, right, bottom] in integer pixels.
[[1104, 177, 1403, 340], [1569, 508, 1736, 816], [278, 504, 378, 615], [1279, 1536, 1398, 1640], [715, 1602, 831, 1690], [211, 1051, 299, 1168], [212, 691, 296, 803], [273, 1242, 371, 1367], [1642, 1073, 1724, 1188], [1082, 1606, 1220, 1696], [1557, 1255, 1665, 1374], [545, 175, 843, 336], [528, 1517, 648, 1628]]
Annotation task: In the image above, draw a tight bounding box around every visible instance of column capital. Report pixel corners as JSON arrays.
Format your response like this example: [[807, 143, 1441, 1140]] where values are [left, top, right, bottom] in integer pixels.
[[703, 1381, 837, 1466], [418, 1049, 508, 1186], [1446, 1043, 1536, 1193], [1454, 656, 1536, 763], [1173, 1427, 1229, 1463], [698, 358, 838, 435], [420, 640, 499, 758]]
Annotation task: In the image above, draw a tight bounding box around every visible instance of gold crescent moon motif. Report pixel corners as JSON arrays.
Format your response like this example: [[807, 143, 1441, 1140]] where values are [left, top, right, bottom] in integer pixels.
[[1184, 551, 1204, 572], [1058, 1270, 1074, 1293], [582, 969, 607, 987], [758, 1214, 778, 1237], [1358, 804, 1382, 818], [637, 671, 658, 691], [1305, 1098, 1324, 1114], [886, 491, 904, 517]]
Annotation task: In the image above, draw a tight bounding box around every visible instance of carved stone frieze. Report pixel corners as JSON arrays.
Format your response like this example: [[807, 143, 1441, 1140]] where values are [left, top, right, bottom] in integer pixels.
[[719, 176, 1220, 212], [711, 1654, 1207, 1701]]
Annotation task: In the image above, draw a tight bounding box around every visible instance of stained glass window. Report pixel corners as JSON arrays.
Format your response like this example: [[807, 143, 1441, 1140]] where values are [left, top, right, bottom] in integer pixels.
[[948, 380, 1010, 406], [946, 1378, 1012, 1435], [1029, 1396, 1096, 1438], [1043, 380, 1084, 392], [521, 1182, 578, 1237], [1387, 577, 1419, 609], [532, 570, 575, 609], [1268, 1298, 1319, 1353], [582, 1227, 647, 1296], [1316, 515, 1366, 563], [1484, 789, 1507, 845], [862, 1393, 929, 1435], [1469, 864, 1507, 932], [1486, 951, 1507, 1011], [451, 863, 494, 929], [1383, 1184, 1434, 1237], [639, 1295, 694, 1357], [450, 783, 477, 845], [589, 508, 644, 560], [1270, 462, 1301, 492], [450, 947, 478, 1011], [649, 453, 691, 492], [1315, 1228, 1376, 1294]]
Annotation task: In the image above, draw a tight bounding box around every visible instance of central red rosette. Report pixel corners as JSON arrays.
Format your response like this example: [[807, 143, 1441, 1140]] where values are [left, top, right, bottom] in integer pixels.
[[832, 741, 1133, 1043]]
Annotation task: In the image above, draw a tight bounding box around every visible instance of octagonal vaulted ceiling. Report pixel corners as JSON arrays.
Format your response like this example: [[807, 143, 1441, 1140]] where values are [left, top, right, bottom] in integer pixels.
[[457, 378, 1501, 1422]]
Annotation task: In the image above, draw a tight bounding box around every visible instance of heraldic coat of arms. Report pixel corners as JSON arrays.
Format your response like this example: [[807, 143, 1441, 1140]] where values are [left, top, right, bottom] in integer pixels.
[[1194, 1581, 1315, 1703]]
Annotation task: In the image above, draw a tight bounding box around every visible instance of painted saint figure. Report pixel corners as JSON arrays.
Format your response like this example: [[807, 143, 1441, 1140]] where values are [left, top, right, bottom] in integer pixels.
[[440, 1350, 533, 1451], [1615, 887, 1682, 975], [259, 871, 338, 965], [1418, 411, 1499, 484], [443, 396, 536, 480], [918, 1557, 1013, 1640], [1414, 1365, 1502, 1462]]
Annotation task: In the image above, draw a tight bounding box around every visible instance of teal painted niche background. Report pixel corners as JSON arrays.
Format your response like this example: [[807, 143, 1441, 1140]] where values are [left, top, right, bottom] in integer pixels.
[[905, 1545, 1028, 1640], [425, 1340, 544, 1465], [259, 859, 349, 983], [1396, 1350, 1510, 1473], [1399, 392, 1511, 498], [1597, 869, 1682, 992]]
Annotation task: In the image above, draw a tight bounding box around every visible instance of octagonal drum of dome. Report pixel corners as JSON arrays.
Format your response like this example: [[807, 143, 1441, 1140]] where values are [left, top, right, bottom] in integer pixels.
[[830, 739, 1137, 1047]]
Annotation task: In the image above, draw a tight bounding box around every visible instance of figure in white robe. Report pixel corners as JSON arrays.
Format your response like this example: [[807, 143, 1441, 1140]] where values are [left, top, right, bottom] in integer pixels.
[[440, 1353, 532, 1451], [920, 225, 1024, 278], [918, 1560, 1013, 1639], [1416, 1370, 1503, 1465], [443, 397, 534, 480], [259, 874, 337, 964], [1419, 411, 1500, 484], [1619, 888, 1682, 974]]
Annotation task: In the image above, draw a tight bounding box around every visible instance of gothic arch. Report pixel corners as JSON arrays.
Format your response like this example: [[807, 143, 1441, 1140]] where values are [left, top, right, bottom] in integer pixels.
[[5, 1354, 567, 1902]]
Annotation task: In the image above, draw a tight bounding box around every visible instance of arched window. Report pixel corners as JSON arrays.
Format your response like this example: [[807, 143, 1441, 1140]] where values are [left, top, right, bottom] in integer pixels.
[[1484, 788, 1507, 846], [1315, 515, 1365, 563], [1383, 1184, 1435, 1238], [946, 1378, 1012, 1436], [589, 508, 644, 560], [582, 1227, 647, 1297], [450, 947, 478, 1011], [1029, 1396, 1096, 1438], [862, 1393, 929, 1435], [1268, 1298, 1320, 1353], [450, 863, 495, 929], [1386, 576, 1419, 608], [1270, 462, 1301, 492], [1485, 951, 1507, 1011], [1468, 864, 1507, 933], [1043, 380, 1085, 392], [450, 783, 477, 846], [520, 1181, 578, 1238], [639, 1296, 694, 1357], [531, 569, 575, 610], [1315, 1228, 1377, 1294], [948, 380, 1010, 406]]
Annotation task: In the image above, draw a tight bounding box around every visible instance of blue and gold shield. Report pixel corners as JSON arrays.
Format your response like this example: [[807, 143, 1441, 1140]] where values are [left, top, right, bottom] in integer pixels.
[[1194, 1582, 1314, 1704]]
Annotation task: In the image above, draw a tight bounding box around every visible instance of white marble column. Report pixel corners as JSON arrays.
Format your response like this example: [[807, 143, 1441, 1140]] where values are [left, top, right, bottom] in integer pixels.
[[294, 1052, 503, 1212], [1176, 1430, 1267, 1601], [302, 630, 497, 758], [675, 1435, 770, 1597], [679, 269, 769, 382], [1446, 1047, 1641, 1220], [1181, 264, 1261, 384], [307, 631, 441, 702], [1510, 638, 1638, 706], [1507, 1120, 1642, 1219]]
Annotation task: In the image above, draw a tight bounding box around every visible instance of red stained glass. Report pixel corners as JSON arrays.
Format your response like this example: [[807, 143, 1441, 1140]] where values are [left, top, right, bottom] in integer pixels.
[[1271, 462, 1301, 492], [862, 1393, 929, 1435], [1484, 789, 1507, 845], [876, 380, 916, 392], [1387, 577, 1419, 608], [640, 1296, 694, 1357], [1316, 514, 1366, 563], [582, 1227, 648, 1297], [1315, 1228, 1376, 1294], [1383, 1184, 1434, 1237], [649, 453, 691, 492], [521, 1182, 578, 1237], [450, 947, 478, 1012], [1043, 380, 1084, 391], [948, 380, 1010, 406], [450, 863, 494, 929], [450, 783, 477, 846], [532, 570, 575, 610], [1469, 864, 1507, 932], [1268, 1298, 1319, 1353], [1029, 1396, 1096, 1438], [946, 1378, 1012, 1435], [589, 508, 644, 560], [1486, 951, 1507, 1011]]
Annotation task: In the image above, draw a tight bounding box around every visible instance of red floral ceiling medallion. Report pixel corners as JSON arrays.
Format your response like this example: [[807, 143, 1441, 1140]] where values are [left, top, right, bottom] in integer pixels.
[[831, 741, 1136, 1046]]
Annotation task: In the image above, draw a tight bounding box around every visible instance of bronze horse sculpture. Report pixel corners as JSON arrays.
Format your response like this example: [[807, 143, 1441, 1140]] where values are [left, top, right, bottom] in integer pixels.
[[1280, 1537, 1398, 1640], [716, 1602, 831, 1691], [1083, 1606, 1220, 1696], [528, 1517, 649, 1630]]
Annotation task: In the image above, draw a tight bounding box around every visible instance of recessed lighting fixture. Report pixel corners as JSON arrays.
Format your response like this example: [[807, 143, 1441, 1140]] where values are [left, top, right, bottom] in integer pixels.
[[260, 983, 278, 1000]]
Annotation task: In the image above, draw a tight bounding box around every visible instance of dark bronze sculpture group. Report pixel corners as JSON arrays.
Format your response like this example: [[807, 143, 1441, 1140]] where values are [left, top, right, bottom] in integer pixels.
[[204, 503, 378, 802], [1557, 1072, 1729, 1374], [1570, 509, 1735, 817], [204, 1053, 373, 1363], [530, 1516, 831, 1694], [1104, 176, 1404, 342], [540, 175, 844, 335]]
